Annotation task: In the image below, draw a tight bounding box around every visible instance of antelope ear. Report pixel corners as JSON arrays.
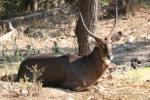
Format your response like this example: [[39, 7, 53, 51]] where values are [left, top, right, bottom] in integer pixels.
[[111, 31, 124, 42]]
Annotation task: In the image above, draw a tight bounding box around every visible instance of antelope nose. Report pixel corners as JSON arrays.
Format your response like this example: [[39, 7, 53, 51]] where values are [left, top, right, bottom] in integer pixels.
[[106, 54, 113, 60]]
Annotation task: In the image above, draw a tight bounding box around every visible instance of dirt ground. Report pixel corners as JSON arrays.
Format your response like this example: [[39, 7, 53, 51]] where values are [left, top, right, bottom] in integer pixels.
[[0, 7, 150, 100]]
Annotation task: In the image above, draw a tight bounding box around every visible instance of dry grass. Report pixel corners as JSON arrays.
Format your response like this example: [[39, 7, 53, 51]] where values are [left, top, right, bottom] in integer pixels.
[[0, 8, 150, 100]]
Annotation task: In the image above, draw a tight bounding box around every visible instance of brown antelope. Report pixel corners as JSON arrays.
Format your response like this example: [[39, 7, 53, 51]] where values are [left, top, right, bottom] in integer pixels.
[[17, 11, 122, 91]]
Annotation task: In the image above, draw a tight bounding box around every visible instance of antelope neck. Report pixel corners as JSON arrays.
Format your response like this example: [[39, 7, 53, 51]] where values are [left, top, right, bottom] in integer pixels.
[[89, 46, 104, 64]]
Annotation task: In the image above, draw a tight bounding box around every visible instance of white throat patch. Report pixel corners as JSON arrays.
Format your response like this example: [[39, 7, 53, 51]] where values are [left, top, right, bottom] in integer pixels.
[[105, 59, 111, 65]]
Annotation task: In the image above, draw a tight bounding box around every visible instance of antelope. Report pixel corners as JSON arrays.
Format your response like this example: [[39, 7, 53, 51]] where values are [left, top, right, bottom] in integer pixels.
[[17, 11, 122, 91]]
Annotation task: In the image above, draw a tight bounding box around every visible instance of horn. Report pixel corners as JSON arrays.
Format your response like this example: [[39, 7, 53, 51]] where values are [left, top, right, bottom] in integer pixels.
[[79, 11, 100, 40], [107, 0, 118, 38]]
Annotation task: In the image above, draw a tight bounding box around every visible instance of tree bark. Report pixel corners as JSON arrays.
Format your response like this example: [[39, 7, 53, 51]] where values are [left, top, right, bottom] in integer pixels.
[[32, 0, 38, 12], [22, 0, 38, 12], [75, 0, 98, 56]]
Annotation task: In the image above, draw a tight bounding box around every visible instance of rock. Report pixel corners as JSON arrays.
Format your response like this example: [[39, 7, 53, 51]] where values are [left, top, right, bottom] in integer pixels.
[[131, 62, 139, 69], [130, 57, 141, 63], [130, 57, 143, 69]]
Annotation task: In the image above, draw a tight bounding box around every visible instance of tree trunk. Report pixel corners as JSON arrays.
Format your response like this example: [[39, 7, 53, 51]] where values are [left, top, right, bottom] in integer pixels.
[[22, 0, 38, 12], [75, 0, 98, 56], [31, 0, 38, 12]]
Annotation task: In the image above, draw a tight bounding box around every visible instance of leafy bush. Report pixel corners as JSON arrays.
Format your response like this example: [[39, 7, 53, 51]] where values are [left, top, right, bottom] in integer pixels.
[[99, 0, 109, 5], [0, 0, 23, 19]]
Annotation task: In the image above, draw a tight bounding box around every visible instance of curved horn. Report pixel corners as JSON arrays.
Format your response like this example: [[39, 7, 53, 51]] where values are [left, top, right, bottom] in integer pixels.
[[107, 0, 118, 38], [79, 11, 100, 40]]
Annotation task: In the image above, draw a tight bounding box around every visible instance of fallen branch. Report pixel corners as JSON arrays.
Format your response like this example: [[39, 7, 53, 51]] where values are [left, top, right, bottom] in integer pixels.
[[4, 3, 72, 26], [5, 8, 61, 25]]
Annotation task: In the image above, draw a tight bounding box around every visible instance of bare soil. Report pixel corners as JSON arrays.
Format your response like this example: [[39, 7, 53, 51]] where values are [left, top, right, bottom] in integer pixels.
[[0, 7, 150, 100]]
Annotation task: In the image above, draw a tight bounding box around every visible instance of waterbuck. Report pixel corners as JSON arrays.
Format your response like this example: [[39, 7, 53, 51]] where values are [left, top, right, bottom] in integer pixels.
[[17, 11, 122, 91]]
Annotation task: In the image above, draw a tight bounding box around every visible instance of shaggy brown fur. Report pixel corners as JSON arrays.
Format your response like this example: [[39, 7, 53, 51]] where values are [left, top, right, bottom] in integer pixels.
[[17, 37, 113, 91]]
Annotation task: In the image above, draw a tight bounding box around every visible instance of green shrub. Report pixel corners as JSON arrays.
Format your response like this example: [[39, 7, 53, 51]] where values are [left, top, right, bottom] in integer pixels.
[[0, 0, 23, 19]]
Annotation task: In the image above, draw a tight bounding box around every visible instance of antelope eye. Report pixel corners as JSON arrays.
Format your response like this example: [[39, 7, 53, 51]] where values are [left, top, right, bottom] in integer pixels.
[[104, 38, 107, 40], [101, 44, 106, 49]]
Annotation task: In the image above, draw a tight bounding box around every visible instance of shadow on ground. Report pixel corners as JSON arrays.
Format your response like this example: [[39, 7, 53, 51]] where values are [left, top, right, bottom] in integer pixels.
[[112, 39, 150, 67], [0, 47, 77, 65]]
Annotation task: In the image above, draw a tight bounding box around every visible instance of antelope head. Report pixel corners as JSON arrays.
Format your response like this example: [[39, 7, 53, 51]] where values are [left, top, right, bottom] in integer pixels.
[[89, 32, 114, 66], [79, 11, 122, 65]]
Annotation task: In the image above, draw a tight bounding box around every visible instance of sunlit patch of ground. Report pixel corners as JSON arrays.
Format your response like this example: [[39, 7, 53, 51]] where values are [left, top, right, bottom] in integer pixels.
[[125, 67, 150, 81], [113, 67, 150, 82], [95, 68, 150, 100]]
